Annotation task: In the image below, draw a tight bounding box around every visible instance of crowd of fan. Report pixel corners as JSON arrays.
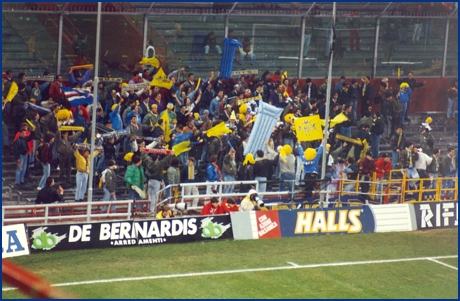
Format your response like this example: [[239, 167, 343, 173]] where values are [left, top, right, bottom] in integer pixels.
[[2, 65, 458, 215]]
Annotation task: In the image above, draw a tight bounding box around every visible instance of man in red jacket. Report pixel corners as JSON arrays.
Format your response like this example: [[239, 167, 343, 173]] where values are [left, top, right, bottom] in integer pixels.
[[221, 198, 239, 214], [358, 150, 376, 203], [374, 153, 392, 201], [200, 197, 223, 216]]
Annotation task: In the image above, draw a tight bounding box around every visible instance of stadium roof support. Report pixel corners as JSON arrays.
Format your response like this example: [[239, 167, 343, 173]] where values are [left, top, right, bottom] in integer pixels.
[[225, 3, 238, 38], [297, 2, 317, 78]]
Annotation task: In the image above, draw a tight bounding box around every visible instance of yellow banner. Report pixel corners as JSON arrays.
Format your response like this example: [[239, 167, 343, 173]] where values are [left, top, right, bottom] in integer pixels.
[[5, 81, 18, 102], [70, 64, 93, 71], [236, 95, 262, 106], [335, 134, 363, 146], [329, 112, 349, 128], [206, 122, 232, 137], [294, 115, 323, 142], [150, 68, 173, 89], [59, 126, 85, 132], [138, 57, 160, 68], [160, 110, 171, 142]]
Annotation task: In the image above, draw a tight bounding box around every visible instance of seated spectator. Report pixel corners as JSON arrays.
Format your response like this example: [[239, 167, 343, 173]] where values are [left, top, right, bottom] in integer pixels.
[[239, 37, 255, 65], [35, 177, 64, 207], [200, 197, 224, 215], [203, 31, 222, 56]]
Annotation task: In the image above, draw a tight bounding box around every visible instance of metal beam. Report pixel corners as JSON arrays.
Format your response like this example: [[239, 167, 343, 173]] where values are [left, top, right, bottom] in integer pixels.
[[372, 17, 380, 78], [303, 2, 316, 18], [380, 2, 392, 16], [442, 18, 450, 77], [297, 17, 306, 79], [87, 2, 102, 208], [60, 2, 69, 14], [146, 2, 155, 15], [56, 12, 63, 75], [143, 14, 148, 53], [449, 5, 458, 19], [226, 2, 238, 17]]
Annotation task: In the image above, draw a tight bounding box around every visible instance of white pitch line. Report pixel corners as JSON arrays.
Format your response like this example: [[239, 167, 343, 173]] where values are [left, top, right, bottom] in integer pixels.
[[287, 262, 299, 266], [2, 255, 458, 292], [427, 258, 458, 271]]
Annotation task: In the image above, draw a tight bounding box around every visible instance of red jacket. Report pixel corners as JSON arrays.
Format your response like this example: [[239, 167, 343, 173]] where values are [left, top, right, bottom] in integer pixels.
[[200, 202, 224, 216], [41, 142, 54, 164], [221, 198, 239, 214], [358, 157, 376, 176], [374, 158, 392, 178], [14, 130, 33, 155], [49, 81, 65, 101]]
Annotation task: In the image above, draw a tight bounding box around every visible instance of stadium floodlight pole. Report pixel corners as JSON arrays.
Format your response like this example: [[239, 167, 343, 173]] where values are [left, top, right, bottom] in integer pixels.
[[297, 2, 316, 78], [87, 2, 101, 215], [143, 3, 155, 52], [319, 2, 336, 208], [441, 5, 456, 77], [373, 3, 392, 77], [224, 2, 238, 38]]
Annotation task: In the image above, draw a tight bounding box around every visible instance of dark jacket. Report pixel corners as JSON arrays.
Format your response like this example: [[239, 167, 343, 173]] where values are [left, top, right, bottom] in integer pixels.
[[371, 117, 385, 136], [41, 142, 54, 164], [253, 157, 278, 178], [13, 132, 35, 160], [390, 132, 406, 152], [103, 168, 117, 193], [358, 157, 376, 176], [35, 186, 64, 204], [56, 131, 82, 155], [142, 153, 172, 181]]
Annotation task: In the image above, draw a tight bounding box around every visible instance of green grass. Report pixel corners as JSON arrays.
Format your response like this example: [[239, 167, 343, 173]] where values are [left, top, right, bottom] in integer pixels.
[[3, 228, 458, 299]]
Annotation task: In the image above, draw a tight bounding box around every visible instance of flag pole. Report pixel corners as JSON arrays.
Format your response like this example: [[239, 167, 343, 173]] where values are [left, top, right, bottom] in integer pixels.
[[87, 2, 101, 212]]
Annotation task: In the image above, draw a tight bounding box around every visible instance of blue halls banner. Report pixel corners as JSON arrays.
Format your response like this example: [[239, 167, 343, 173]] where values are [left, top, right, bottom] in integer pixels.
[[278, 207, 376, 237]]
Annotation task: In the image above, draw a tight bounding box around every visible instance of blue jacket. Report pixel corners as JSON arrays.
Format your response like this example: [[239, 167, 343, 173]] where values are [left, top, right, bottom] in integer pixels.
[[69, 69, 92, 87], [399, 87, 412, 104], [297, 144, 324, 174], [109, 105, 123, 131], [206, 163, 220, 182], [210, 97, 220, 118]]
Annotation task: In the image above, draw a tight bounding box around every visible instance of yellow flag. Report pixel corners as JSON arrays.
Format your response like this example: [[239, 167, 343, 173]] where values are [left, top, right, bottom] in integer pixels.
[[5, 81, 18, 102], [195, 78, 201, 91], [139, 57, 160, 68], [150, 68, 172, 89], [206, 122, 232, 137], [160, 110, 171, 142], [329, 112, 349, 128], [294, 115, 323, 142], [172, 140, 191, 156]]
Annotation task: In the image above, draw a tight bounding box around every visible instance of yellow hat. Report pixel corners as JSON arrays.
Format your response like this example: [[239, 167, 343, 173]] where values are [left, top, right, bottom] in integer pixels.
[[124, 152, 134, 162], [29, 98, 36, 104], [56, 108, 72, 121], [111, 104, 118, 112], [151, 104, 158, 109], [243, 153, 255, 166], [284, 113, 295, 123], [425, 117, 432, 124], [326, 143, 331, 151], [400, 82, 409, 89], [279, 145, 292, 162], [304, 148, 316, 161], [229, 110, 236, 120], [194, 112, 200, 120]]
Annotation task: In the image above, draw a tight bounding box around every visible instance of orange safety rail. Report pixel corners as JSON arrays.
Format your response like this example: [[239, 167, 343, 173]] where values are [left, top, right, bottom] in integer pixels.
[[2, 259, 77, 298]]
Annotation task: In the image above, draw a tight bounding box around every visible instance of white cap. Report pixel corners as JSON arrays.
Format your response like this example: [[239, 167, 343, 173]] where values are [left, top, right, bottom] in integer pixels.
[[248, 189, 257, 195]]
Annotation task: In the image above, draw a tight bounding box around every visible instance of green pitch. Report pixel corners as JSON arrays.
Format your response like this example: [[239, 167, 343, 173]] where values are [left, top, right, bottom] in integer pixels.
[[3, 228, 458, 298]]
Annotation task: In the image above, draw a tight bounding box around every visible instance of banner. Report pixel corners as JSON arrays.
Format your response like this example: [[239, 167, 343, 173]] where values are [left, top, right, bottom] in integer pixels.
[[413, 202, 458, 230], [27, 216, 233, 252], [96, 77, 123, 83], [140, 147, 173, 155], [121, 83, 149, 92], [231, 69, 258, 77], [294, 115, 323, 142], [335, 134, 363, 146], [62, 87, 97, 107], [277, 207, 375, 237], [236, 95, 262, 106], [150, 68, 173, 89], [24, 75, 55, 82], [2, 224, 30, 258]]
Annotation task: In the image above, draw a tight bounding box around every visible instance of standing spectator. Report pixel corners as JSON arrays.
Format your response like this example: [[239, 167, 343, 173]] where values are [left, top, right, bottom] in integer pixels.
[[374, 153, 392, 198], [302, 78, 317, 102], [222, 148, 237, 194], [239, 37, 255, 66], [370, 111, 385, 158], [141, 151, 171, 213], [55, 130, 82, 186], [253, 149, 278, 201], [422, 2, 436, 45], [388, 90, 402, 135], [13, 126, 35, 187], [358, 150, 376, 202], [396, 71, 425, 122], [37, 133, 54, 190], [440, 146, 457, 194], [101, 159, 117, 213], [74, 146, 100, 202], [384, 21, 399, 62], [398, 83, 412, 125], [238, 153, 255, 193], [414, 147, 433, 189], [446, 79, 458, 121], [399, 141, 420, 194], [346, 10, 361, 51], [296, 141, 324, 197], [203, 31, 222, 56], [380, 91, 392, 139], [278, 144, 296, 193], [206, 155, 222, 195], [49, 74, 66, 101], [411, 4, 423, 44], [125, 154, 146, 208], [200, 197, 224, 216], [180, 156, 200, 208], [427, 148, 441, 188], [359, 76, 374, 118], [390, 124, 406, 168]]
